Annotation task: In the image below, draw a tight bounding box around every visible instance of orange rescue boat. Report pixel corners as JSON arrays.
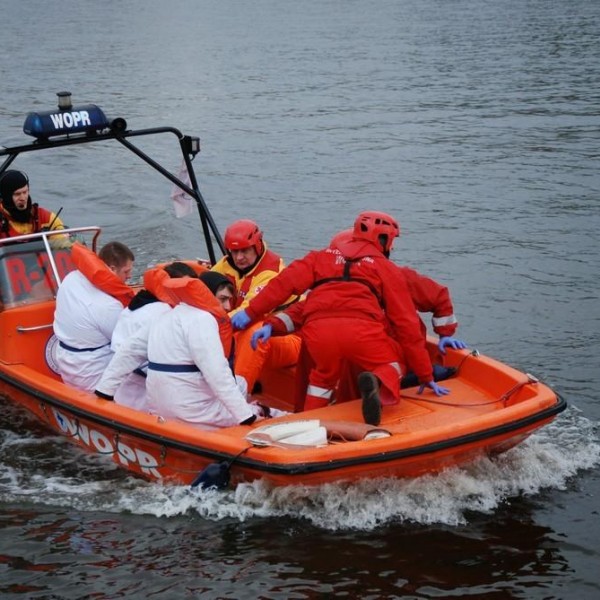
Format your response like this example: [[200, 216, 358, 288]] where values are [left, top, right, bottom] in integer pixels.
[[0, 94, 566, 488]]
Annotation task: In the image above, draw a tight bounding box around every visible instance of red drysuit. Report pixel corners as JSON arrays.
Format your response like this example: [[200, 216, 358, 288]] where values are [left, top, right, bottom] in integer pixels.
[[246, 238, 434, 409], [265, 265, 459, 410]]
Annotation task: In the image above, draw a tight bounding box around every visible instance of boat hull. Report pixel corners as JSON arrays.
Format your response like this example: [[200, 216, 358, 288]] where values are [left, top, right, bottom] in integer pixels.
[[0, 348, 566, 487]]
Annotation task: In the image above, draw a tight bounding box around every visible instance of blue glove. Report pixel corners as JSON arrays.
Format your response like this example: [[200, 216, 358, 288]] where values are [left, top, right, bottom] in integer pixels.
[[438, 336, 468, 355], [251, 324, 273, 350], [418, 381, 451, 396], [231, 309, 251, 330]]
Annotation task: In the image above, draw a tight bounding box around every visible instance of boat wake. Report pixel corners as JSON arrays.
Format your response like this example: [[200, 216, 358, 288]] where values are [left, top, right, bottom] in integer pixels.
[[0, 401, 597, 531]]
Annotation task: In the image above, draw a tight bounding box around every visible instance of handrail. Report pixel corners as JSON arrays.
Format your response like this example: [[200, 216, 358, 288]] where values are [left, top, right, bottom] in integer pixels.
[[16, 324, 54, 333], [0, 226, 100, 290], [0, 226, 101, 248]]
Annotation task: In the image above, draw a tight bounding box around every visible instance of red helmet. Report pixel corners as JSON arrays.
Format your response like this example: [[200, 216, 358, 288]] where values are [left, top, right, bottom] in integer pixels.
[[224, 219, 264, 254], [353, 211, 400, 254]]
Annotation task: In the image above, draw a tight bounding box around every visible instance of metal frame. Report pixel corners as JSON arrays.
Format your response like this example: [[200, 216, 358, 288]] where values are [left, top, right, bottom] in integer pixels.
[[0, 124, 225, 264]]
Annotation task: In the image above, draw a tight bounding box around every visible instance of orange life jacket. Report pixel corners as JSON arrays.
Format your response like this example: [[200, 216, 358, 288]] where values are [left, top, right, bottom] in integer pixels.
[[70, 242, 135, 307], [153, 259, 209, 277], [143, 266, 233, 358]]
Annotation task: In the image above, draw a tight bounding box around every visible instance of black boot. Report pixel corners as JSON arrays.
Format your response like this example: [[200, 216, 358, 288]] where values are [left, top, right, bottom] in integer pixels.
[[358, 371, 381, 426], [433, 364, 457, 382]]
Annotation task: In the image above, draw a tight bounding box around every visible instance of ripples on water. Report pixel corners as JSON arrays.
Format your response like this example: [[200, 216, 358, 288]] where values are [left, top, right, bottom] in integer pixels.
[[2, 0, 600, 596], [1, 397, 598, 597]]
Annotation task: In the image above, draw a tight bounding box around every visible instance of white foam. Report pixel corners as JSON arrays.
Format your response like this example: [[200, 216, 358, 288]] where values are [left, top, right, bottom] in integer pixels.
[[1, 407, 598, 530]]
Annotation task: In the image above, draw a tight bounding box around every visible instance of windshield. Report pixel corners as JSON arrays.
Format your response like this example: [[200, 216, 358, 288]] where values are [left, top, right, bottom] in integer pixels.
[[0, 228, 98, 309]]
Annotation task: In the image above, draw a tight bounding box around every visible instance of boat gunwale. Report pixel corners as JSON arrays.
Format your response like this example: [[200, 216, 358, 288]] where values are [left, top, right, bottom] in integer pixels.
[[0, 366, 567, 477]]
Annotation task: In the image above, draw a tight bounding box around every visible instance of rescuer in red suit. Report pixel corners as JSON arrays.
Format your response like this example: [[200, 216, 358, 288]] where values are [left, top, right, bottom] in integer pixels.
[[231, 210, 451, 426]]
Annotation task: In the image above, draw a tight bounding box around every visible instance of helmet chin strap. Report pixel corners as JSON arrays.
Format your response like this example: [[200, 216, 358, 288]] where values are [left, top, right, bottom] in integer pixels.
[[378, 233, 391, 257]]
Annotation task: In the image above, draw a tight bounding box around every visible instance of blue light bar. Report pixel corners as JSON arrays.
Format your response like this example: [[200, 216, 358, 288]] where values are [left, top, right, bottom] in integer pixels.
[[23, 104, 110, 139]]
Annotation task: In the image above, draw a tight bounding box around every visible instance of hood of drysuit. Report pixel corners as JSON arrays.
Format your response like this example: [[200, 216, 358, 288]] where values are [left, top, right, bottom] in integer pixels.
[[333, 237, 387, 261]]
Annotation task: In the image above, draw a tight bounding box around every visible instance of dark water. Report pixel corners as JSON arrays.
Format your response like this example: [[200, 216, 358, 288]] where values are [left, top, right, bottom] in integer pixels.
[[1, 0, 599, 597]]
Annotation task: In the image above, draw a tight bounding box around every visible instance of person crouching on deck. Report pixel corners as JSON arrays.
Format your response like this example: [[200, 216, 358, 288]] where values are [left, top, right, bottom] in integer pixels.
[[211, 219, 300, 393], [231, 210, 451, 427], [250, 228, 467, 412], [145, 272, 266, 430]]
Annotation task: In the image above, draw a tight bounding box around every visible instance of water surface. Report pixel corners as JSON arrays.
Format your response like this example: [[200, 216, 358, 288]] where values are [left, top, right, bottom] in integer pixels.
[[1, 0, 599, 597]]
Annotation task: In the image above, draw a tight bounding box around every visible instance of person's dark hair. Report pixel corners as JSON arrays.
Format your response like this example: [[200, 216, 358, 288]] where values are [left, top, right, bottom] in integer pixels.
[[99, 241, 135, 268], [199, 271, 234, 297], [164, 261, 198, 279], [215, 281, 235, 296], [128, 262, 197, 311]]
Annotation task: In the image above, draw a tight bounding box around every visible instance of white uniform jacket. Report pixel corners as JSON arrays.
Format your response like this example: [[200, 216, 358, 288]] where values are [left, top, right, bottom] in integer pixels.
[[96, 301, 171, 410], [146, 303, 255, 430], [53, 270, 123, 392]]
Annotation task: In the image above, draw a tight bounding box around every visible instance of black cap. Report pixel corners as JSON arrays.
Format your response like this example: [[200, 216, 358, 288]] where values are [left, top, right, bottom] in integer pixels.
[[0, 170, 31, 221], [0, 170, 28, 201], [199, 271, 232, 296]]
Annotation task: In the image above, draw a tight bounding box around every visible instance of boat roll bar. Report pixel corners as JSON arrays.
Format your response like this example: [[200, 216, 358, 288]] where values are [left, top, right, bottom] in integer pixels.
[[0, 92, 225, 264]]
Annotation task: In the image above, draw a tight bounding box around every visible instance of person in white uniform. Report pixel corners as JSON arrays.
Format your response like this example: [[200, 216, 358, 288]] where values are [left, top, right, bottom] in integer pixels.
[[53, 241, 134, 392], [95, 262, 198, 410], [145, 275, 263, 430]]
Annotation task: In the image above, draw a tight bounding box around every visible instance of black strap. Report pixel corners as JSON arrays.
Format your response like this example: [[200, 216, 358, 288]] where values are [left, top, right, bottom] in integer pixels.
[[0, 212, 9, 236], [59, 341, 109, 352], [312, 258, 383, 305], [32, 203, 40, 233], [147, 361, 200, 373], [133, 368, 147, 378]]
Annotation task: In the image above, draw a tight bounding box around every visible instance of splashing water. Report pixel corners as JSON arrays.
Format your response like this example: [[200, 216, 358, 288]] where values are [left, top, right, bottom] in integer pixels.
[[1, 405, 596, 531]]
